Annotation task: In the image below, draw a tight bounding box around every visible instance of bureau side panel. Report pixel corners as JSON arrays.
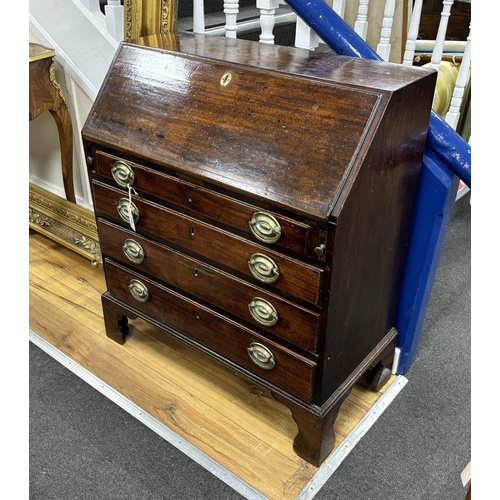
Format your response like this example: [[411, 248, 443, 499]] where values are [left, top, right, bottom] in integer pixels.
[[316, 72, 437, 404]]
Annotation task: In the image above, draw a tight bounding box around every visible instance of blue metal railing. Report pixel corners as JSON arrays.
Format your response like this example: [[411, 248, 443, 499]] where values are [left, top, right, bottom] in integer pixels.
[[285, 0, 471, 187], [285, 0, 471, 373]]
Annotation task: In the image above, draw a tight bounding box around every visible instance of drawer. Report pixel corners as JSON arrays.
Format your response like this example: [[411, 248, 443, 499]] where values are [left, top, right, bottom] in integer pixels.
[[92, 180, 324, 306], [93, 150, 312, 255], [105, 259, 316, 403], [98, 219, 321, 352]]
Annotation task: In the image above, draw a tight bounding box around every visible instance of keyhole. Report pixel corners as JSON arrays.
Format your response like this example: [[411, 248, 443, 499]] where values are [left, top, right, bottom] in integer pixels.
[[190, 227, 195, 237], [194, 268, 199, 277]]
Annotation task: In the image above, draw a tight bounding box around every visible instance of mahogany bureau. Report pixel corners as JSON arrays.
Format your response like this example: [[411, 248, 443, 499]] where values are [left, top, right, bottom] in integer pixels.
[[82, 33, 436, 467]]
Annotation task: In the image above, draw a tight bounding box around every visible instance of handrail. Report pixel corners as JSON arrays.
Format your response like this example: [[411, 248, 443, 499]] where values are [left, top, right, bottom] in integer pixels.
[[284, 0, 471, 188]]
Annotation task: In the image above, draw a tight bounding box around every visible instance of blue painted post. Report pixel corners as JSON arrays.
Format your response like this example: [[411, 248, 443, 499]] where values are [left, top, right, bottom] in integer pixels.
[[284, 0, 471, 373], [395, 151, 459, 373]]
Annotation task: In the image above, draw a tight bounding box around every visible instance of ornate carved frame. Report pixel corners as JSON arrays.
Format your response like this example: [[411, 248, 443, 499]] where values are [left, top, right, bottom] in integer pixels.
[[29, 184, 102, 266], [124, 0, 179, 40]]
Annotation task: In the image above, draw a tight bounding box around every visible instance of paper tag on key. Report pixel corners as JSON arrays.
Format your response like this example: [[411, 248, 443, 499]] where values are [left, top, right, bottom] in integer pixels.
[[127, 184, 138, 231]]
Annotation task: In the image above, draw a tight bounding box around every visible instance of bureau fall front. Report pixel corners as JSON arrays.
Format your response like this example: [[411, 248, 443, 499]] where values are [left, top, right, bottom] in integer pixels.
[[82, 33, 436, 467]]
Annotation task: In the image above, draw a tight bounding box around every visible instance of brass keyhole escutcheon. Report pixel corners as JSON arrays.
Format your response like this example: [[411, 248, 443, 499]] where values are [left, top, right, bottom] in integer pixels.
[[220, 72, 232, 87]]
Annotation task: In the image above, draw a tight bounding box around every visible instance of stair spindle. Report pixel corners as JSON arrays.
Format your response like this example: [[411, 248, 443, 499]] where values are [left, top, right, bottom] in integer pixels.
[[104, 0, 124, 42], [430, 0, 454, 71], [403, 0, 423, 66], [332, 0, 346, 18], [224, 0, 240, 38], [258, 0, 280, 44], [80, 0, 101, 12], [445, 24, 471, 130], [295, 17, 319, 49], [376, 0, 396, 61], [295, 0, 345, 49], [354, 0, 370, 41], [193, 0, 205, 33]]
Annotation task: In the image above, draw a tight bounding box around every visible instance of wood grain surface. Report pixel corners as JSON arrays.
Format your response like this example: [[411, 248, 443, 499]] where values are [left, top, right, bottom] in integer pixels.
[[30, 230, 396, 499]]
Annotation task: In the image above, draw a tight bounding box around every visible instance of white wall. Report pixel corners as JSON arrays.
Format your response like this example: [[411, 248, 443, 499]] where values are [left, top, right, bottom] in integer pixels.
[[29, 0, 119, 100], [29, 31, 93, 209], [29, 0, 119, 209], [28, 0, 409, 209]]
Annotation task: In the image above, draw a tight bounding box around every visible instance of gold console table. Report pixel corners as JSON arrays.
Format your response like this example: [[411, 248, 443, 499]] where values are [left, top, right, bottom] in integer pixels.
[[29, 43, 101, 266], [29, 43, 74, 203]]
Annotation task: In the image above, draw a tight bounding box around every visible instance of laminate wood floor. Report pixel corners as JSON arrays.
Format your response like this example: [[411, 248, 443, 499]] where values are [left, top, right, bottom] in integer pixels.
[[29, 230, 402, 500]]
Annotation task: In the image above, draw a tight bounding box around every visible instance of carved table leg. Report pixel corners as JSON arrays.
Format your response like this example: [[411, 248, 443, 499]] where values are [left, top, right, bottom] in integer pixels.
[[271, 388, 353, 467], [49, 112, 74, 203], [101, 293, 138, 344], [29, 49, 76, 204], [47, 62, 75, 204]]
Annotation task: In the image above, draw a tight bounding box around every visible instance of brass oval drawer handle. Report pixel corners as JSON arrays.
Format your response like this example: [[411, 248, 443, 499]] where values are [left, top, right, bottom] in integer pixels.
[[249, 297, 278, 327], [128, 279, 149, 303], [248, 253, 280, 284], [122, 238, 145, 264], [247, 342, 276, 370], [249, 212, 281, 244], [111, 161, 135, 188], [117, 198, 140, 226]]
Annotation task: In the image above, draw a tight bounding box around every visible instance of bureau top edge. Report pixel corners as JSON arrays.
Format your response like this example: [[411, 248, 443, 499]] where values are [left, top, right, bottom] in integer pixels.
[[82, 34, 435, 223], [131, 32, 436, 94]]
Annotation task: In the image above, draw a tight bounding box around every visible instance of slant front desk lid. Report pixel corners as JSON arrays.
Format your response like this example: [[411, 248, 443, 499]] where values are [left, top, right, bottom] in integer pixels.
[[83, 33, 436, 223]]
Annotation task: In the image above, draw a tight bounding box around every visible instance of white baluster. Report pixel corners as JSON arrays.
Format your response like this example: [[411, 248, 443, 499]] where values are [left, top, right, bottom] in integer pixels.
[[354, 0, 370, 41], [403, 0, 423, 66], [224, 0, 239, 39], [295, 17, 319, 49], [80, 0, 101, 12], [332, 0, 346, 18], [445, 24, 471, 130], [257, 0, 280, 44], [430, 0, 454, 71], [105, 0, 124, 42], [376, 0, 396, 61], [193, 0, 205, 34]]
